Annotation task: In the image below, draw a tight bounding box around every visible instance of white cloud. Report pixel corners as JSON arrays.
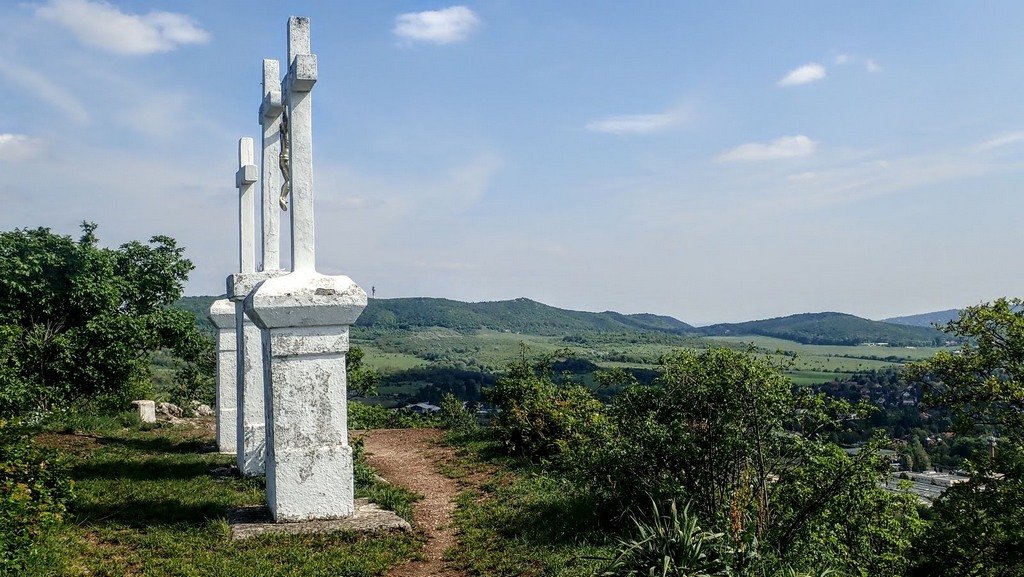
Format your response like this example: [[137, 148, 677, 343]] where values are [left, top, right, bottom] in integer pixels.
[[978, 131, 1024, 151], [717, 135, 818, 162], [0, 60, 89, 124], [0, 134, 45, 162], [834, 54, 850, 65], [586, 107, 689, 135], [777, 63, 827, 87], [865, 58, 880, 73], [36, 0, 209, 56], [393, 6, 480, 44]]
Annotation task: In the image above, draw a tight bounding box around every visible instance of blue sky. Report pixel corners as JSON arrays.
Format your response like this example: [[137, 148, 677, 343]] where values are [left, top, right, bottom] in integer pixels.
[[2, 1, 1023, 324]]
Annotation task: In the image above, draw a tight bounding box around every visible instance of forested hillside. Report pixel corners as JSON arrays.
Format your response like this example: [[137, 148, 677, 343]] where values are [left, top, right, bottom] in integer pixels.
[[701, 311, 949, 346], [353, 296, 695, 335], [883, 309, 961, 328]]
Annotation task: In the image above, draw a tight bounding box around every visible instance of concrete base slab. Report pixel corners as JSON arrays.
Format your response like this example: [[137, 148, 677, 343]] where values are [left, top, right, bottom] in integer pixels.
[[227, 498, 411, 540]]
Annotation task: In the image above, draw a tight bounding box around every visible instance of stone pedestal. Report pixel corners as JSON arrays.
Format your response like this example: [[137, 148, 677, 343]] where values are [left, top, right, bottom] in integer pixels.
[[131, 400, 156, 424], [228, 271, 285, 475], [245, 270, 366, 522], [207, 299, 237, 454]]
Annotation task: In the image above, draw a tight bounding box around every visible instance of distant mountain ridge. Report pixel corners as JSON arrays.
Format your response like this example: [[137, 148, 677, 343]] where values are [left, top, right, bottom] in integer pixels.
[[882, 309, 960, 328], [174, 295, 950, 346], [355, 297, 695, 335], [700, 311, 948, 346]]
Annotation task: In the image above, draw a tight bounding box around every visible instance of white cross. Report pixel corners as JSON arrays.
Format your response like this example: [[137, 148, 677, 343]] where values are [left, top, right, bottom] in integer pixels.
[[282, 16, 318, 272], [260, 59, 283, 272], [236, 137, 258, 273]]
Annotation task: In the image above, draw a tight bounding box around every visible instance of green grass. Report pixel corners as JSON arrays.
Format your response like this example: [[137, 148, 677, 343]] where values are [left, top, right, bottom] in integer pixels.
[[443, 437, 614, 577], [27, 417, 419, 577]]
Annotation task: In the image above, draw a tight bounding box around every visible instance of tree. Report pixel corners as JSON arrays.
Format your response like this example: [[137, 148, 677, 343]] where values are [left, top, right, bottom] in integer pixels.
[[582, 348, 920, 576], [0, 224, 210, 415], [905, 298, 1024, 576]]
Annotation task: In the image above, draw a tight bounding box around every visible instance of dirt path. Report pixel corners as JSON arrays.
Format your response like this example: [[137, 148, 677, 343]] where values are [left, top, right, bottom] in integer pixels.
[[356, 428, 464, 577]]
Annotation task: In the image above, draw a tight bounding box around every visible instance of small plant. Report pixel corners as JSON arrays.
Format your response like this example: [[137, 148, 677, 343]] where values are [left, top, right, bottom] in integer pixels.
[[0, 420, 74, 575], [599, 499, 731, 577]]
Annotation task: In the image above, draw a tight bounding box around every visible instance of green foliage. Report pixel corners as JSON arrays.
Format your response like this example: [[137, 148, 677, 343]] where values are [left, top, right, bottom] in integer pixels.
[[600, 500, 842, 577], [346, 346, 382, 397], [439, 392, 479, 435], [0, 420, 73, 576], [578, 348, 919, 576], [0, 224, 212, 416], [347, 400, 439, 429], [486, 349, 607, 460], [905, 298, 1024, 576], [599, 500, 732, 577]]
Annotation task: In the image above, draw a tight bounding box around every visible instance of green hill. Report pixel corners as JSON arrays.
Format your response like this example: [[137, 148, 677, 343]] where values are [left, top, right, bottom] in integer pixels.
[[882, 309, 960, 328], [174, 295, 221, 335], [355, 297, 695, 335], [699, 312, 948, 346]]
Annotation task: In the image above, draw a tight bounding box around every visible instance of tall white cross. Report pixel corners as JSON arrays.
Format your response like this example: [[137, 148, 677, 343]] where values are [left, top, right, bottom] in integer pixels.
[[283, 16, 317, 272], [236, 137, 258, 273], [260, 60, 283, 272]]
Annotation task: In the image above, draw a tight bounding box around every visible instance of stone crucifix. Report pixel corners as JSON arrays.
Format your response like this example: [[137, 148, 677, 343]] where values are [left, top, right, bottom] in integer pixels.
[[245, 16, 367, 522]]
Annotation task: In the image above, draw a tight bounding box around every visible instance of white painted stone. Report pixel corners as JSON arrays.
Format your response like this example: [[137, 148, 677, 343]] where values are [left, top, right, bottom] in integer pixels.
[[242, 16, 369, 522], [260, 59, 283, 272], [237, 137, 258, 275], [245, 272, 367, 522], [132, 400, 156, 424], [227, 271, 286, 476], [285, 16, 317, 273], [208, 299, 237, 454]]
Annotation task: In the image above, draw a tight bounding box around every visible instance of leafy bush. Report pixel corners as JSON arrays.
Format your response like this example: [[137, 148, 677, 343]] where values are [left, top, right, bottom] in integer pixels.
[[578, 348, 919, 575], [485, 352, 607, 461], [0, 420, 73, 575], [439, 392, 478, 435], [0, 224, 211, 417], [348, 400, 439, 429]]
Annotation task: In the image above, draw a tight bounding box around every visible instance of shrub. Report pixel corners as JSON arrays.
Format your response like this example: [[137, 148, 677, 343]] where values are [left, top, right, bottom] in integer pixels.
[[485, 352, 607, 461], [0, 420, 73, 575], [439, 392, 478, 435], [348, 400, 439, 430]]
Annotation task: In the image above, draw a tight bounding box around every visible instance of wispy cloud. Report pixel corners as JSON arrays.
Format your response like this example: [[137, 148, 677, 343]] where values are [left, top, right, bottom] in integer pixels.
[[0, 60, 89, 124], [717, 135, 817, 162], [393, 6, 480, 45], [36, 0, 209, 56], [0, 134, 45, 163], [586, 106, 689, 135], [977, 131, 1024, 151], [834, 54, 880, 73], [777, 63, 826, 87]]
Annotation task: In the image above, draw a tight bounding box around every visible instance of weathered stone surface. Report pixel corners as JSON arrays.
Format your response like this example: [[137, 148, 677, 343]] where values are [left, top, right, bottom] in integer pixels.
[[157, 402, 182, 417], [208, 298, 237, 454], [195, 404, 214, 417], [132, 400, 156, 423], [227, 499, 410, 540], [235, 305, 265, 476], [244, 271, 367, 329]]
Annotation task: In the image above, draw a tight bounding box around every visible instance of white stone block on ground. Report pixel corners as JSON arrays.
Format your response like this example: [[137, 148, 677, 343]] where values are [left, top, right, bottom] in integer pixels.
[[131, 400, 156, 423]]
